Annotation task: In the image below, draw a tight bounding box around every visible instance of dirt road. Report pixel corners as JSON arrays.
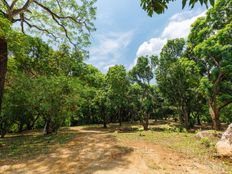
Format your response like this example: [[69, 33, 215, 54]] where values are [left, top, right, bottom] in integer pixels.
[[0, 127, 229, 174]]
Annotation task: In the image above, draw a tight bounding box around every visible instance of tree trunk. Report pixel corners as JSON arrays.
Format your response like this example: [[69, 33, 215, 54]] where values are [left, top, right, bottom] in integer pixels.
[[209, 101, 221, 130], [27, 114, 40, 130], [143, 114, 149, 131], [44, 119, 53, 134], [0, 38, 7, 114], [119, 110, 122, 127], [103, 121, 107, 128], [182, 106, 190, 130], [103, 114, 107, 128], [0, 129, 6, 138], [196, 114, 201, 125], [178, 108, 184, 124], [18, 122, 24, 133]]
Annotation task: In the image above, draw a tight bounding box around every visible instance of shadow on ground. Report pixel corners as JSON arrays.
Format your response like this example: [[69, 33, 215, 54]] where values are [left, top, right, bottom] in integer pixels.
[[0, 128, 134, 174]]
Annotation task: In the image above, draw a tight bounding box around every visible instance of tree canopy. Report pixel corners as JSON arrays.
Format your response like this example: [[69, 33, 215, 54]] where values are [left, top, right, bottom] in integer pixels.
[[187, 0, 232, 130], [0, 0, 96, 47], [140, 0, 215, 16]]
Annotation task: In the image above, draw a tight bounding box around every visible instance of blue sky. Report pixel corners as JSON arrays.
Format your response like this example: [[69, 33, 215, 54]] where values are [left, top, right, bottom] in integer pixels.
[[86, 0, 206, 73]]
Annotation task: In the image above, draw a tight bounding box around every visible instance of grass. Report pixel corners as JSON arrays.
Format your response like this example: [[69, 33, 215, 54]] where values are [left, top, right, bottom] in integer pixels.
[[113, 130, 218, 159], [0, 129, 76, 161], [112, 123, 232, 171]]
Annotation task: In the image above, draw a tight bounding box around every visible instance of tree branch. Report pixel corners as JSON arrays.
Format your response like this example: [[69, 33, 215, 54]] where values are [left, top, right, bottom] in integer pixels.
[[213, 71, 224, 85], [34, 0, 76, 45], [55, 0, 62, 13], [20, 13, 25, 34], [10, 0, 19, 9], [12, 0, 32, 17], [23, 19, 57, 39], [34, 1, 81, 24], [219, 100, 232, 111]]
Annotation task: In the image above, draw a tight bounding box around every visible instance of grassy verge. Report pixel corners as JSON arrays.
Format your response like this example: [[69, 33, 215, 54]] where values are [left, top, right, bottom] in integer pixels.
[[112, 126, 231, 171], [114, 131, 216, 159]]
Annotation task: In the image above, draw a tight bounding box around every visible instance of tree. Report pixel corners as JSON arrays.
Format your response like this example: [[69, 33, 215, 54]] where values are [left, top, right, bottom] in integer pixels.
[[156, 39, 201, 129], [0, 0, 96, 114], [93, 89, 110, 128], [106, 65, 129, 126], [126, 83, 143, 123], [140, 0, 215, 16], [0, 15, 10, 116], [187, 0, 232, 130], [129, 56, 157, 130], [9, 34, 54, 76], [38, 76, 74, 134]]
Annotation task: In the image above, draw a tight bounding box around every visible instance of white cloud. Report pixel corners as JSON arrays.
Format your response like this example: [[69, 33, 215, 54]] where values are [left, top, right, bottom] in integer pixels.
[[87, 30, 134, 73], [162, 11, 206, 39], [136, 11, 206, 58], [136, 38, 167, 57]]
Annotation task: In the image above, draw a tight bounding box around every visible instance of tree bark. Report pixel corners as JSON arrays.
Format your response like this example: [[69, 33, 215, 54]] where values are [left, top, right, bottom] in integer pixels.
[[143, 113, 149, 131], [178, 108, 184, 124], [103, 112, 107, 128], [119, 110, 122, 127], [0, 129, 6, 138], [183, 107, 190, 130], [0, 38, 7, 114], [103, 120, 107, 128], [209, 101, 221, 130], [196, 114, 201, 125], [44, 119, 53, 134]]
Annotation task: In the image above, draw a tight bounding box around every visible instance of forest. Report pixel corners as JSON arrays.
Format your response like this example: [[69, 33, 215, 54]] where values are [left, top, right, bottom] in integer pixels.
[[0, 0, 231, 173]]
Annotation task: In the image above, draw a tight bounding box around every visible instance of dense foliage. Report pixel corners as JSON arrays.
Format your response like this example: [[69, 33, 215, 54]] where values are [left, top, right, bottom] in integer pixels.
[[0, 0, 231, 138], [140, 0, 215, 16]]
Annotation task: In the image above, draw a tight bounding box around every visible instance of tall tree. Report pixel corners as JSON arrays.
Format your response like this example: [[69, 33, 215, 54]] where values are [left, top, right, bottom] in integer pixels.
[[156, 39, 201, 129], [106, 65, 129, 126], [0, 0, 96, 114], [129, 56, 157, 130], [187, 0, 232, 130], [93, 89, 110, 128]]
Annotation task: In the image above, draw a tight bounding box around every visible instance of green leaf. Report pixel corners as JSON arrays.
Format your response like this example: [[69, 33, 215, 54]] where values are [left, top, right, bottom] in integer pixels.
[[209, 0, 215, 6], [182, 0, 187, 9]]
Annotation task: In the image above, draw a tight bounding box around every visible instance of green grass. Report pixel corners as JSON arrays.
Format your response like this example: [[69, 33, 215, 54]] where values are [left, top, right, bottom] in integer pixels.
[[112, 124, 231, 171], [78, 121, 224, 161], [0, 129, 76, 161], [113, 130, 218, 160]]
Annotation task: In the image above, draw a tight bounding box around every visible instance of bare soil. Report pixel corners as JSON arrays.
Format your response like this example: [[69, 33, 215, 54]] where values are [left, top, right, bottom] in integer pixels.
[[0, 127, 230, 174]]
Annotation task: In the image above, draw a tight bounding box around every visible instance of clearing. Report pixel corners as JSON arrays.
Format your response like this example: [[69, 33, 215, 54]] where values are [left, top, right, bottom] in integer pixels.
[[0, 123, 231, 174]]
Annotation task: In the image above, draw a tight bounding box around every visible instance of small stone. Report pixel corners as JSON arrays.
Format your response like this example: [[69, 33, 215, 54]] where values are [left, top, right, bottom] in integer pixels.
[[195, 130, 221, 140]]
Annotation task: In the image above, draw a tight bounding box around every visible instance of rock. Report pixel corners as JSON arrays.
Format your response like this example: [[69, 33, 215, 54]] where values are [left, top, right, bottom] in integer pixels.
[[216, 123, 232, 156], [195, 130, 221, 140]]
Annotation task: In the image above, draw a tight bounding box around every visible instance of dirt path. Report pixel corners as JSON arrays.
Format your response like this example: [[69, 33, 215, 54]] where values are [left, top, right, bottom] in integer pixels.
[[0, 128, 228, 174]]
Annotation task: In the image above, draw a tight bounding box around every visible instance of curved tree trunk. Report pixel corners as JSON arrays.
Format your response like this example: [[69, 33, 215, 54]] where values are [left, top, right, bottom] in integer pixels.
[[0, 38, 7, 114], [209, 101, 221, 130]]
